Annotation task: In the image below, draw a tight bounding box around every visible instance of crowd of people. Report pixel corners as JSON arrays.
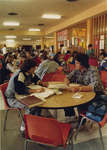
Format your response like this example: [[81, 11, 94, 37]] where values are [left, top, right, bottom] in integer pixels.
[[0, 43, 107, 132]]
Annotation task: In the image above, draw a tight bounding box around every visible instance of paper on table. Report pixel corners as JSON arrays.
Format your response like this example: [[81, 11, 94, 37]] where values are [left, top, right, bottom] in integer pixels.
[[72, 93, 83, 99], [69, 83, 80, 87], [48, 82, 68, 89], [31, 88, 55, 100]]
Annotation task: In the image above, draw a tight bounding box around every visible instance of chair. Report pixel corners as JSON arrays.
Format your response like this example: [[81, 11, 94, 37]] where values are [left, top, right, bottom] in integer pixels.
[[24, 114, 74, 150], [100, 71, 107, 89], [42, 70, 66, 82], [75, 111, 107, 150], [0, 82, 24, 131]]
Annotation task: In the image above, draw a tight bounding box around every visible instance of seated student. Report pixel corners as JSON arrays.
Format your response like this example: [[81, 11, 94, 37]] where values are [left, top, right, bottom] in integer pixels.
[[5, 59, 47, 132], [24, 49, 33, 59], [0, 53, 15, 84], [36, 52, 59, 80], [53, 52, 64, 66], [99, 54, 107, 71], [64, 54, 104, 120]]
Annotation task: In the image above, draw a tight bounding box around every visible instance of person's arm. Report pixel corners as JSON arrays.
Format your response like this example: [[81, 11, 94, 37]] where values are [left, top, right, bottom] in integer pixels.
[[32, 74, 48, 87], [6, 63, 15, 73], [66, 85, 93, 92], [14, 72, 30, 95], [15, 73, 45, 95]]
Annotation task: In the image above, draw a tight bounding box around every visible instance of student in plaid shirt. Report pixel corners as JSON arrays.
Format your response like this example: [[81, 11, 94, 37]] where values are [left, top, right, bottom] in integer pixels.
[[64, 53, 104, 118]]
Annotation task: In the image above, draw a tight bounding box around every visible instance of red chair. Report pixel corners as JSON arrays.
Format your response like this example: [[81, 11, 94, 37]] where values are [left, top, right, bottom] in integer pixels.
[[0, 82, 24, 131], [24, 114, 74, 150], [42, 70, 66, 82], [100, 71, 107, 89], [75, 112, 107, 150]]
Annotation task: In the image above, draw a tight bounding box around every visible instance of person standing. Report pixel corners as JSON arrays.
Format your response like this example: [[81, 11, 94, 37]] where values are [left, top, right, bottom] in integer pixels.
[[87, 44, 94, 57], [2, 44, 7, 55]]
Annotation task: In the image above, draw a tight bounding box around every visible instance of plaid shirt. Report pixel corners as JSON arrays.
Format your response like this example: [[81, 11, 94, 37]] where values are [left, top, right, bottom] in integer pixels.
[[67, 66, 104, 93]]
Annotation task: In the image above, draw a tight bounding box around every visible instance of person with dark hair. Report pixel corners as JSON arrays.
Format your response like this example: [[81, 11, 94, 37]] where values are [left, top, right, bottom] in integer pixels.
[[5, 59, 46, 132], [67, 53, 103, 93], [0, 54, 15, 84], [87, 44, 95, 57], [24, 49, 32, 59], [53, 52, 64, 65], [99, 54, 107, 71], [64, 53, 104, 121]]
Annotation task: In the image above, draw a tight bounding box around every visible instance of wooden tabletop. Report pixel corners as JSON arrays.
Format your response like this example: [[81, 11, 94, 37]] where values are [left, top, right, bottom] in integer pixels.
[[38, 91, 96, 109]]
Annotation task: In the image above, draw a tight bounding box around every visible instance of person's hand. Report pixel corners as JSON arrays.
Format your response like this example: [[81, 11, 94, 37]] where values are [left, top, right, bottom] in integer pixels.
[[29, 88, 45, 93], [66, 86, 79, 92], [41, 82, 48, 87]]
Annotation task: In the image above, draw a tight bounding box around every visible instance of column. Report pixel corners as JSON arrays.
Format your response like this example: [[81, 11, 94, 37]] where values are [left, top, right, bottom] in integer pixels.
[[87, 18, 93, 48], [54, 32, 57, 53], [41, 37, 45, 49]]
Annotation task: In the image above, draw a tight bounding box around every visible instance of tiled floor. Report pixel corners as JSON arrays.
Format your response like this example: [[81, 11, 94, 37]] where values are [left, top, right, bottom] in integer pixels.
[[1, 110, 107, 150]]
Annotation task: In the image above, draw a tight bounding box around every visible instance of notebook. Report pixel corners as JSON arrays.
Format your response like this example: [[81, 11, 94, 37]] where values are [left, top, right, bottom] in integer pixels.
[[18, 95, 45, 108]]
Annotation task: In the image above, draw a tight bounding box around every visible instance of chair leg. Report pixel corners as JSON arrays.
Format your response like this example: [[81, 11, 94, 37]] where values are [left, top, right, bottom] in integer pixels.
[[67, 129, 74, 150], [75, 117, 86, 140], [17, 109, 24, 122], [24, 140, 28, 150], [4, 110, 9, 131], [98, 124, 105, 150]]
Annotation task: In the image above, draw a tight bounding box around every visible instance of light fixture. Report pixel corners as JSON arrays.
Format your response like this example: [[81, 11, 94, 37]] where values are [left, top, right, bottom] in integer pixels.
[[23, 38, 31, 41], [28, 28, 40, 31], [67, 0, 77, 2], [45, 36, 54, 39], [42, 14, 61, 19], [6, 39, 15, 43], [3, 21, 20, 26], [5, 35, 16, 39], [8, 12, 18, 16]]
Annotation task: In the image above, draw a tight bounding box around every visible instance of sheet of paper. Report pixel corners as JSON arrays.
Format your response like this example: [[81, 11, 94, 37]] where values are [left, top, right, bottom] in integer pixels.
[[72, 93, 83, 99], [48, 82, 68, 89], [31, 88, 55, 99]]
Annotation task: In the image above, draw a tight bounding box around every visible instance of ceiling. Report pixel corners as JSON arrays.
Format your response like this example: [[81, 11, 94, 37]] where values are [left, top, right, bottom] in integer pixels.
[[0, 0, 104, 44]]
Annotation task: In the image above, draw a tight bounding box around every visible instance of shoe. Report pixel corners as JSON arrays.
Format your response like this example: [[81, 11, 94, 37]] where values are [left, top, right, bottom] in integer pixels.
[[20, 126, 25, 132], [20, 125, 25, 138], [20, 130, 25, 138]]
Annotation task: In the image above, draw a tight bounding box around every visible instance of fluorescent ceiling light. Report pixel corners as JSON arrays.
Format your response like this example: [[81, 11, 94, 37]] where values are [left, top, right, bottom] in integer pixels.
[[5, 35, 16, 39], [23, 38, 31, 41], [42, 14, 61, 19], [45, 36, 54, 39], [3, 21, 20, 26], [29, 28, 40, 31], [6, 39, 15, 43]]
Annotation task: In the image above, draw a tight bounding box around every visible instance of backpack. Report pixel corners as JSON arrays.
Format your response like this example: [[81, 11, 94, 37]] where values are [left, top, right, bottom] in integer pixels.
[[86, 100, 107, 122]]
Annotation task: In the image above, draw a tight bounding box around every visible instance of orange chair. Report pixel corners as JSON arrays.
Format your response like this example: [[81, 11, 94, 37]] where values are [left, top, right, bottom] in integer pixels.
[[100, 71, 107, 89], [42, 70, 66, 82], [0, 82, 24, 131], [24, 114, 74, 150], [75, 112, 107, 150]]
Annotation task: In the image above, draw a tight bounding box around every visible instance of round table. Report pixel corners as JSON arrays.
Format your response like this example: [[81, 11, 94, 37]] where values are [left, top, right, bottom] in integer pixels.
[[38, 91, 96, 109]]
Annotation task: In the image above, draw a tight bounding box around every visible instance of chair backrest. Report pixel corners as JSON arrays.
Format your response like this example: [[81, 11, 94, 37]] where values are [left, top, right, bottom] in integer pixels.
[[100, 71, 107, 89], [24, 114, 71, 147], [101, 71, 107, 82], [0, 82, 9, 109], [42, 70, 66, 82]]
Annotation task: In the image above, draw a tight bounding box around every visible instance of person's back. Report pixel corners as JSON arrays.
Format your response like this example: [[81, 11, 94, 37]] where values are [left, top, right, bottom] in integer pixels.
[[36, 59, 59, 80]]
